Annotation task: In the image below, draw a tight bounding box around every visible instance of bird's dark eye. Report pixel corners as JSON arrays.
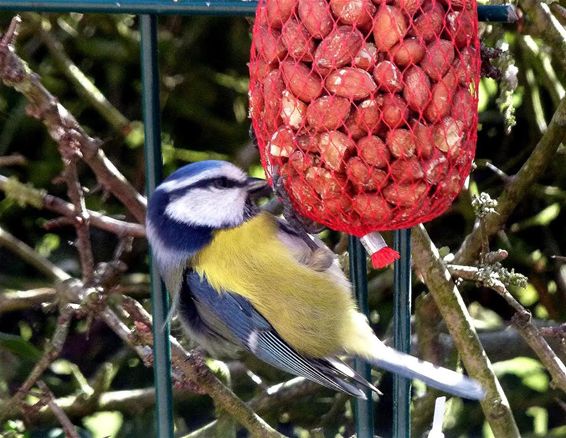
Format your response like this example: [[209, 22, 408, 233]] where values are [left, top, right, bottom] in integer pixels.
[[212, 177, 234, 189]]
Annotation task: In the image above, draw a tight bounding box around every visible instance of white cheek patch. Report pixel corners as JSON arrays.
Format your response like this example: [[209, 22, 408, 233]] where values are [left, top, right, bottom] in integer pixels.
[[165, 187, 246, 227]]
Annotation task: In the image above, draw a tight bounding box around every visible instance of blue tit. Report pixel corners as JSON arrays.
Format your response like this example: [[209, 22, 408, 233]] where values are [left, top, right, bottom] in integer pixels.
[[146, 160, 484, 400]]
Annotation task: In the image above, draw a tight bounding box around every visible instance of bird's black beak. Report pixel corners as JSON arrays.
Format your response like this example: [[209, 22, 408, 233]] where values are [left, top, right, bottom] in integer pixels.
[[246, 177, 272, 198]]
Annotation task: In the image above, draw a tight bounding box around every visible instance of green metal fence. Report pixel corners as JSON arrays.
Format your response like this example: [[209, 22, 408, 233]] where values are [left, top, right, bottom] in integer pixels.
[[0, 2, 516, 437]]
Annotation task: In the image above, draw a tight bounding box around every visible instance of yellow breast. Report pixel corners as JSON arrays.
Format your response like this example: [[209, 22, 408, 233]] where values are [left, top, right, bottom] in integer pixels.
[[191, 212, 358, 357]]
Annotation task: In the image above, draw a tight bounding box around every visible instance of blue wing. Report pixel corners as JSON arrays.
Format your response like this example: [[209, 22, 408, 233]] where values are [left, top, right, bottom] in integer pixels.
[[179, 269, 376, 399]]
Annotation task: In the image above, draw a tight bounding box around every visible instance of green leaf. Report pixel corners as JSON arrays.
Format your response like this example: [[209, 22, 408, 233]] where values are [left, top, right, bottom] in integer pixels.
[[550, 425, 566, 436], [510, 282, 539, 307], [0, 332, 42, 362], [469, 302, 503, 330], [84, 411, 123, 438], [478, 78, 498, 113], [526, 406, 548, 436], [511, 203, 561, 232], [493, 357, 549, 392], [50, 359, 74, 375], [35, 233, 61, 258]]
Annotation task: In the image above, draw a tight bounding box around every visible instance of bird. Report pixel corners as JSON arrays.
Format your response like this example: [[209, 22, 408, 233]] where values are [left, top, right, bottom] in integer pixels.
[[146, 159, 484, 400]]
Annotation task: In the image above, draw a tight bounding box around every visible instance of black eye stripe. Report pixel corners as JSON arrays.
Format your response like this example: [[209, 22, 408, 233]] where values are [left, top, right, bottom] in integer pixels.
[[167, 176, 245, 197], [213, 177, 236, 189]]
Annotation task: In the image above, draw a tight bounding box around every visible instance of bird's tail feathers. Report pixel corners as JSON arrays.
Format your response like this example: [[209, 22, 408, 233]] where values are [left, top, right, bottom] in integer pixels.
[[325, 357, 382, 395], [360, 345, 485, 400]]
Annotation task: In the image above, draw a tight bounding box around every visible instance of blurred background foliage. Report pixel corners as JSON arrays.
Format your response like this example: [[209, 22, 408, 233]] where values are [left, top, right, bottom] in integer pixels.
[[0, 5, 565, 438]]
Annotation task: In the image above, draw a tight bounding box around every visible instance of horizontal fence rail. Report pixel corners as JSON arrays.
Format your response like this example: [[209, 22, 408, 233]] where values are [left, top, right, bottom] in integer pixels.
[[0, 1, 518, 22]]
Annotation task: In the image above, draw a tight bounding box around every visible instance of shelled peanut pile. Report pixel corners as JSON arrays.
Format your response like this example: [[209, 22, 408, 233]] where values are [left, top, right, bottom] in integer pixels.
[[249, 0, 479, 233]]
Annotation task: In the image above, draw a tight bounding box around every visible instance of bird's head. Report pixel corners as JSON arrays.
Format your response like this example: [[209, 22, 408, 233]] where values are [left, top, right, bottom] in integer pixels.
[[146, 160, 270, 288]]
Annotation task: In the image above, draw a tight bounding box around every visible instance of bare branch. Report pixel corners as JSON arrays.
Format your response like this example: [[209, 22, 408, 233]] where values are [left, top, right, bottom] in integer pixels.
[[550, 3, 566, 26], [0, 215, 280, 437], [36, 381, 80, 438], [512, 311, 566, 393], [519, 35, 565, 107], [439, 323, 566, 364], [540, 324, 566, 338], [0, 17, 147, 223], [0, 175, 146, 238], [119, 296, 285, 438], [1, 15, 21, 47], [0, 243, 282, 436], [0, 224, 69, 282], [0, 288, 56, 314], [30, 14, 132, 134], [447, 263, 566, 393], [61, 150, 95, 283], [0, 306, 75, 422], [5, 320, 566, 430], [250, 377, 321, 413], [0, 153, 26, 167], [519, 0, 566, 74], [182, 377, 324, 437], [412, 225, 520, 438], [455, 95, 566, 265], [483, 249, 509, 265]]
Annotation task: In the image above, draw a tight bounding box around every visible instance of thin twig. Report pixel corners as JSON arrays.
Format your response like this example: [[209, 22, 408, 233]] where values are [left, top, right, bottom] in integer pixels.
[[0, 174, 145, 238], [476, 160, 511, 183], [1, 14, 21, 47], [0, 153, 26, 167], [0, 386, 198, 425], [0, 283, 151, 314], [455, 95, 566, 265], [0, 16, 147, 223], [0, 306, 75, 421], [519, 35, 565, 107], [540, 324, 566, 338], [61, 154, 95, 283], [550, 3, 566, 26], [511, 311, 566, 394], [439, 322, 566, 364], [447, 264, 522, 311], [31, 14, 132, 134], [119, 297, 285, 438], [318, 392, 349, 431], [412, 293, 448, 437], [0, 224, 69, 282], [183, 377, 324, 437], [412, 225, 520, 438], [0, 288, 56, 313], [249, 377, 322, 413], [484, 249, 509, 265], [519, 0, 566, 75], [447, 264, 566, 393], [36, 381, 80, 438]]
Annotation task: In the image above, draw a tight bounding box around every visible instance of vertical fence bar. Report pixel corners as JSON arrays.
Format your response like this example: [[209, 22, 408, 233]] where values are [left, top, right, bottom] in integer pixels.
[[348, 236, 374, 438], [140, 14, 174, 438], [393, 228, 412, 437]]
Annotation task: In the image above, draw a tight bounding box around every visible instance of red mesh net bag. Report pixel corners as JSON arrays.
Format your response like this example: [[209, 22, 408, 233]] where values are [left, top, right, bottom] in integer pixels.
[[248, 0, 480, 267]]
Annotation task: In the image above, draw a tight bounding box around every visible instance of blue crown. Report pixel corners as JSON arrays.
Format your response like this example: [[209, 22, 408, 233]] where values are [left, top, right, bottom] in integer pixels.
[[161, 160, 224, 185]]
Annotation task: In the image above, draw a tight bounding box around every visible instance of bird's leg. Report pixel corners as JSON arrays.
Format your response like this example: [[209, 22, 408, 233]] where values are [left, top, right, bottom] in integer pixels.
[[272, 172, 325, 246]]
